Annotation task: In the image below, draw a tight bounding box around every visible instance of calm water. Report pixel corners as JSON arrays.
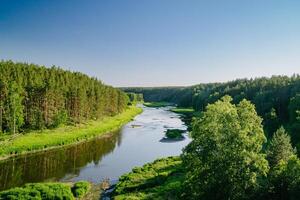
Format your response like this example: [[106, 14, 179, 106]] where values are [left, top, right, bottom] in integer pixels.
[[0, 106, 191, 191]]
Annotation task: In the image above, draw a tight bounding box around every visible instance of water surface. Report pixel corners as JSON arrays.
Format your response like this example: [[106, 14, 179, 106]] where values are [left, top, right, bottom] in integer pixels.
[[0, 106, 191, 190]]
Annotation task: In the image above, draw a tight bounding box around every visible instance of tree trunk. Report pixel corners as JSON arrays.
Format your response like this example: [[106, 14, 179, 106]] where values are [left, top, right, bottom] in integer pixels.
[[13, 97, 16, 135], [0, 106, 2, 133]]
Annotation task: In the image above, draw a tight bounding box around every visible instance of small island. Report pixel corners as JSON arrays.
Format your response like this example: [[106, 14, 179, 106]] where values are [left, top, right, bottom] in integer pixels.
[[160, 129, 185, 142]]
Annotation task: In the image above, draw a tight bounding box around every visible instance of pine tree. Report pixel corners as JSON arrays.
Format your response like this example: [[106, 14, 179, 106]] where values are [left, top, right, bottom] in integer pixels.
[[267, 127, 296, 168], [6, 81, 24, 134]]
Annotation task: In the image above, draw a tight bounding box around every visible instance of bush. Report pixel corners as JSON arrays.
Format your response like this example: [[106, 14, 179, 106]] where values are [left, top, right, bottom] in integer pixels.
[[71, 181, 90, 198], [0, 182, 80, 200], [25, 183, 74, 200], [0, 187, 41, 200], [51, 110, 68, 128], [165, 129, 184, 139]]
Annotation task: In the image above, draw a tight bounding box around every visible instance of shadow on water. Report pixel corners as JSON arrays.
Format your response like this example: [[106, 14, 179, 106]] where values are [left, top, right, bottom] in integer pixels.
[[0, 130, 122, 191]]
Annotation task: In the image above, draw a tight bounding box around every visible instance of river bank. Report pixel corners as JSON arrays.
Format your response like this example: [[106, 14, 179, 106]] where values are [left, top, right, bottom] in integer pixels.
[[112, 156, 184, 200], [0, 105, 190, 193], [0, 106, 142, 160]]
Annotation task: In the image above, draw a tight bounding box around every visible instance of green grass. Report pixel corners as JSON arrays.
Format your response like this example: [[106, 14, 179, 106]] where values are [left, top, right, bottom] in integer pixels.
[[170, 107, 194, 114], [71, 181, 91, 198], [170, 107, 201, 131], [143, 102, 173, 108], [0, 106, 142, 159], [0, 181, 90, 200], [113, 157, 184, 200]]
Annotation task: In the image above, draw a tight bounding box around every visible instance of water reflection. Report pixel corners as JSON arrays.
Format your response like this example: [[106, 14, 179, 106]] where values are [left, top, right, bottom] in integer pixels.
[[0, 106, 191, 191], [0, 131, 122, 191]]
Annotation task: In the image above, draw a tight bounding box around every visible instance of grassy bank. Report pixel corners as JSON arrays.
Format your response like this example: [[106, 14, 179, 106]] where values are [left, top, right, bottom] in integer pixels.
[[170, 107, 194, 114], [0, 106, 142, 159], [143, 102, 173, 107], [113, 157, 184, 200], [0, 181, 90, 200]]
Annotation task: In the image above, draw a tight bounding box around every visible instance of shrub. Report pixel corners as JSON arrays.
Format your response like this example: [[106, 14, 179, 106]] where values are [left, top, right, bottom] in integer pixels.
[[0, 182, 75, 200], [71, 181, 90, 198], [165, 129, 184, 139], [0, 187, 41, 200], [25, 183, 74, 200]]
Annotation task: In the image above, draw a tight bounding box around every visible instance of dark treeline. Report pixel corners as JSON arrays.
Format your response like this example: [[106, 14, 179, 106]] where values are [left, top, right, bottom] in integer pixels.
[[192, 76, 300, 146], [122, 86, 192, 107], [124, 75, 300, 148], [0, 61, 129, 134], [126, 92, 144, 104]]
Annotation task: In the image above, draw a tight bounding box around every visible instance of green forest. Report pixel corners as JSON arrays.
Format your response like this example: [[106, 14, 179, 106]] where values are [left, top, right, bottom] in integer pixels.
[[0, 60, 129, 134], [114, 96, 300, 200], [2, 61, 300, 199], [124, 75, 300, 150]]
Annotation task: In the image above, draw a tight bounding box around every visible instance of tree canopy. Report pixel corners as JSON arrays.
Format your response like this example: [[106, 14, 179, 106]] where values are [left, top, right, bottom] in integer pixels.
[[266, 127, 296, 168], [182, 96, 268, 200], [0, 60, 129, 134]]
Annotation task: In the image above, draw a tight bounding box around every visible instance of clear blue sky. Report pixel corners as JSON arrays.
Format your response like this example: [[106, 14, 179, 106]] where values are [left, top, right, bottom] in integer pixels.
[[1, 0, 300, 87]]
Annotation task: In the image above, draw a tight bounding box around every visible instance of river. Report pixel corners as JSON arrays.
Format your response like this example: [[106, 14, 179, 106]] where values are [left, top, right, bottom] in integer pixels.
[[0, 105, 191, 191]]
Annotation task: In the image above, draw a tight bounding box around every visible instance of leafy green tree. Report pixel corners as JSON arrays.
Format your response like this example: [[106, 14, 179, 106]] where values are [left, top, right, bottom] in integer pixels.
[[31, 108, 45, 130], [182, 96, 269, 200], [52, 110, 68, 128], [264, 108, 280, 137], [0, 80, 7, 134], [267, 156, 300, 200], [288, 94, 300, 144], [6, 81, 24, 134], [266, 127, 296, 168]]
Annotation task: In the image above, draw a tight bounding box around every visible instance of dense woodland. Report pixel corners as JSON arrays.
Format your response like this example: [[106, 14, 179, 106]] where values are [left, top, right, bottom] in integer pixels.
[[114, 97, 300, 200], [122, 87, 192, 107], [0, 61, 129, 134], [124, 75, 300, 149]]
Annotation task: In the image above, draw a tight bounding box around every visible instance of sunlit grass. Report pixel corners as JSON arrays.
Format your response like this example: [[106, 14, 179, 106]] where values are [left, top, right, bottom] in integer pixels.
[[0, 181, 91, 199], [170, 107, 194, 114], [143, 102, 173, 107], [0, 106, 142, 158], [114, 156, 184, 200]]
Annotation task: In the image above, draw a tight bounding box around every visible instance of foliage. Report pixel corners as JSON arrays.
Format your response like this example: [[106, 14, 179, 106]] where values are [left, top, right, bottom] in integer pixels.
[[266, 127, 296, 168], [182, 96, 269, 200], [123, 87, 193, 107], [0, 60, 129, 134], [127, 93, 144, 104], [71, 181, 90, 198], [165, 129, 184, 139], [114, 157, 184, 200], [6, 81, 24, 134], [265, 156, 300, 200], [0, 182, 75, 200], [125, 75, 300, 147], [0, 106, 142, 158], [51, 110, 68, 128]]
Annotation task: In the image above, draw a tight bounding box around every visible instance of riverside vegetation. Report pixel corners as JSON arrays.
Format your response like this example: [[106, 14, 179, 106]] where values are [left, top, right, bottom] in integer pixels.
[[112, 96, 300, 200], [165, 129, 185, 140], [0, 61, 130, 135], [0, 61, 143, 199], [0, 181, 90, 200], [124, 75, 300, 150], [0, 61, 143, 158], [0, 106, 142, 158], [2, 60, 300, 199]]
